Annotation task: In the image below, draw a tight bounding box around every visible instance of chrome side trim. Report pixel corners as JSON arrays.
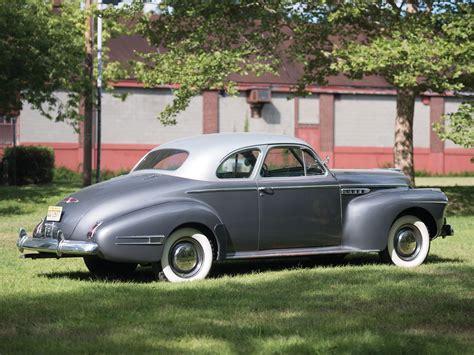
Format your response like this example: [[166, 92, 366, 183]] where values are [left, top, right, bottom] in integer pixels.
[[17, 228, 98, 257], [416, 201, 448, 204], [339, 183, 407, 188], [115, 235, 165, 246], [187, 187, 257, 194], [271, 185, 339, 190], [226, 246, 379, 260], [188, 185, 339, 194]]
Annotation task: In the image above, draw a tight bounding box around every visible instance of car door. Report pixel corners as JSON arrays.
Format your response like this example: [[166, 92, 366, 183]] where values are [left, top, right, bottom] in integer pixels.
[[193, 147, 262, 252], [257, 145, 342, 250]]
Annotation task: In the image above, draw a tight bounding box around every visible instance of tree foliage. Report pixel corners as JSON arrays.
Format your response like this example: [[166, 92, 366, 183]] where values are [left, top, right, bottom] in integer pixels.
[[0, 0, 130, 126], [128, 0, 286, 125], [433, 101, 474, 149], [129, 0, 473, 182], [0, 0, 82, 123]]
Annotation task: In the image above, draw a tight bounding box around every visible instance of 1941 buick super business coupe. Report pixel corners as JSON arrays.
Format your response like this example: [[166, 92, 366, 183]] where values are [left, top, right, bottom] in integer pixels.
[[17, 133, 453, 282]]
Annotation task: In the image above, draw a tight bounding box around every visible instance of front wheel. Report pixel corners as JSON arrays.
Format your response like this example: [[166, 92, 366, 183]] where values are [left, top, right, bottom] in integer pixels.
[[160, 228, 213, 282], [380, 215, 430, 267]]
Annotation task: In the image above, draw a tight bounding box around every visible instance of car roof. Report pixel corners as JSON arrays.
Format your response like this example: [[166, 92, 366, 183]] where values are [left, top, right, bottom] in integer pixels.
[[155, 133, 308, 155], [138, 133, 313, 181]]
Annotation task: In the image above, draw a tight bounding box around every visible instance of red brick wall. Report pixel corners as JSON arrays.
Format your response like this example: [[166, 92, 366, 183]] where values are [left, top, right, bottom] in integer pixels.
[[203, 91, 219, 134]]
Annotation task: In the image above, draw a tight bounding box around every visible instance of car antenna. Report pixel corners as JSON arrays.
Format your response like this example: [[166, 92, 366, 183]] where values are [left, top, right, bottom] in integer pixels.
[[324, 156, 337, 179]]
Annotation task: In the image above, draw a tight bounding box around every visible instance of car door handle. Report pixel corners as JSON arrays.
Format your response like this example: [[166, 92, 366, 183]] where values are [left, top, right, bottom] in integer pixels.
[[258, 187, 274, 196]]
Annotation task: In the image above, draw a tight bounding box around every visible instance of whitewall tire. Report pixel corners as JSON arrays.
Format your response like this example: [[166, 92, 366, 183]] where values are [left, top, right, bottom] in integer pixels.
[[384, 215, 430, 268], [161, 228, 213, 282]]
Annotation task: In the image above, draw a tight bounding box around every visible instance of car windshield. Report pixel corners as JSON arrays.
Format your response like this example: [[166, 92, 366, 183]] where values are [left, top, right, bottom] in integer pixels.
[[134, 149, 188, 171]]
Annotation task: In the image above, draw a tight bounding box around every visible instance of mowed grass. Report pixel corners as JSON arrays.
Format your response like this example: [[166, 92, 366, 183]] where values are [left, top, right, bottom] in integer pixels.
[[416, 176, 474, 187], [0, 179, 473, 354]]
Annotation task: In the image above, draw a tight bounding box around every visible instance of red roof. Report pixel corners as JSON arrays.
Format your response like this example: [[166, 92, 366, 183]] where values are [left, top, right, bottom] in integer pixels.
[[108, 35, 392, 89]]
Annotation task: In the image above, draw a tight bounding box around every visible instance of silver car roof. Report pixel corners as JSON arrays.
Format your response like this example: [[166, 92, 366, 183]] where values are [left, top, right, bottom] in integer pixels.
[[132, 133, 312, 181]]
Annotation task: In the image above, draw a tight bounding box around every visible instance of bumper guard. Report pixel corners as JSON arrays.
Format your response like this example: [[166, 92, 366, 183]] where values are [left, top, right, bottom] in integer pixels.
[[17, 228, 99, 257], [440, 224, 454, 238]]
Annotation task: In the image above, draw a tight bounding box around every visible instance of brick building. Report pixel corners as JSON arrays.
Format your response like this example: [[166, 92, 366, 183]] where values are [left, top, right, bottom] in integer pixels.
[[1, 36, 472, 173]]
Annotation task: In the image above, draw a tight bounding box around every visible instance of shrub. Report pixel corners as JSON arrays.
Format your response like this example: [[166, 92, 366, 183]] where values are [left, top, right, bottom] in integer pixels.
[[52, 167, 129, 183], [53, 167, 81, 183], [3, 146, 54, 185]]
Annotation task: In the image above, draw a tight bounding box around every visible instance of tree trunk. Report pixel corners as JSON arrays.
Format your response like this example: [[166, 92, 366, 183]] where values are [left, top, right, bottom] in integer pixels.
[[83, 0, 93, 187], [394, 89, 416, 186]]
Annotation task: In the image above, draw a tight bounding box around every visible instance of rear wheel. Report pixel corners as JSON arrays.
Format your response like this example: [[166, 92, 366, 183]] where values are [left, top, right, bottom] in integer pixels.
[[379, 215, 430, 267], [83, 256, 137, 278], [159, 228, 213, 282]]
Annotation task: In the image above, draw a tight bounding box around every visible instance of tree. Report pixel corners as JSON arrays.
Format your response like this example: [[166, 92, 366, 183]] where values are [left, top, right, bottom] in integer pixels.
[[293, 1, 474, 185], [129, 1, 473, 185], [0, 0, 129, 186], [129, 1, 284, 125], [433, 101, 473, 149], [0, 0, 87, 123]]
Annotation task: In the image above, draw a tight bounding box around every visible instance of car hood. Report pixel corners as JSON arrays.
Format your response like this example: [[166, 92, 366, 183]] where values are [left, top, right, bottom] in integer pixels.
[[54, 171, 198, 240], [332, 169, 411, 187]]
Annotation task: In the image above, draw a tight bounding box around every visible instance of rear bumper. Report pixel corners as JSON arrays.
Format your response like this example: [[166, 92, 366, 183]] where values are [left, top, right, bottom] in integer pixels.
[[16, 228, 99, 257]]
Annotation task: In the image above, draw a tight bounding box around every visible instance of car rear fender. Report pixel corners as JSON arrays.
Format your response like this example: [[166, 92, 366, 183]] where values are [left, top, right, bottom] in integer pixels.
[[342, 188, 448, 250], [93, 200, 225, 263]]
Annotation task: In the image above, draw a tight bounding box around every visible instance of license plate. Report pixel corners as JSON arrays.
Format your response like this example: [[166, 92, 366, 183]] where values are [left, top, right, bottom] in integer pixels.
[[46, 206, 63, 222]]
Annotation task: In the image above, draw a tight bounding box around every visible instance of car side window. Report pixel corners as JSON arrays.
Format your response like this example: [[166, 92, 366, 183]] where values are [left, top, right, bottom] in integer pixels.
[[261, 147, 305, 177], [303, 149, 325, 175], [216, 149, 260, 179]]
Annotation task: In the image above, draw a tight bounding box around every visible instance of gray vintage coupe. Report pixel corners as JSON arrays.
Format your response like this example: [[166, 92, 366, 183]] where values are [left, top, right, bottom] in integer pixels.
[[17, 133, 453, 282]]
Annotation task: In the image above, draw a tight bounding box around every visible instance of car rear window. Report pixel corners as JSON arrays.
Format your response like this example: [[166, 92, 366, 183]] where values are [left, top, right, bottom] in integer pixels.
[[134, 149, 188, 171]]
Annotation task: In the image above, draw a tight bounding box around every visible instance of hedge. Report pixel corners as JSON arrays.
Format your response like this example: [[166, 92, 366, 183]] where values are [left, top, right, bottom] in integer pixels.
[[2, 146, 54, 185]]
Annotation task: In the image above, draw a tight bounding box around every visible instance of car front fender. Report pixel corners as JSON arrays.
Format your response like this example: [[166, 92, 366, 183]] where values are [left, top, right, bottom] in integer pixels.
[[342, 188, 448, 251]]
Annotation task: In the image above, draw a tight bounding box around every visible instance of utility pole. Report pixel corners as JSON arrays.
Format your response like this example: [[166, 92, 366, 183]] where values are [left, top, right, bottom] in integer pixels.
[[96, 0, 103, 183], [12, 116, 17, 185], [83, 0, 94, 186]]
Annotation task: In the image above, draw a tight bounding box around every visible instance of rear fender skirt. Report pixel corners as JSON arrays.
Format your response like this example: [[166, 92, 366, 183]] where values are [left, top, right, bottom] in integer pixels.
[[342, 188, 447, 250], [94, 200, 224, 264]]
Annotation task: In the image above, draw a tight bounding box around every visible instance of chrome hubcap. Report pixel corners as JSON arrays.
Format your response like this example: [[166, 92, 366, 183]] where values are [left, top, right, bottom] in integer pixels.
[[395, 227, 419, 258], [171, 242, 198, 273]]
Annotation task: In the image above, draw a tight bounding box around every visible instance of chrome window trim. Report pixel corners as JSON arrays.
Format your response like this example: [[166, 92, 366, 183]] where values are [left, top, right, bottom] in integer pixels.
[[215, 146, 264, 181], [132, 148, 190, 173], [257, 144, 329, 180]]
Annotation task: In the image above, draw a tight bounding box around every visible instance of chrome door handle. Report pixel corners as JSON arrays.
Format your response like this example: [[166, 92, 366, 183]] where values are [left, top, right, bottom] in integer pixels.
[[258, 187, 274, 196]]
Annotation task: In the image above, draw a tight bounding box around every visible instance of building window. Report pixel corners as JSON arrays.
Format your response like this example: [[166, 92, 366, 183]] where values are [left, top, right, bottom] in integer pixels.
[[298, 96, 319, 124], [0, 115, 15, 145]]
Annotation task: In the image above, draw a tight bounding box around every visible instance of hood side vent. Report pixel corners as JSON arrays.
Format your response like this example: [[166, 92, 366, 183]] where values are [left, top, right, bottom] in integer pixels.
[[341, 188, 371, 195]]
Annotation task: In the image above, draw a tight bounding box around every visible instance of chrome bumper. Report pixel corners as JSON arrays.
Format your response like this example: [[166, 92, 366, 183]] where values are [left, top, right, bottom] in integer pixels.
[[17, 228, 99, 257]]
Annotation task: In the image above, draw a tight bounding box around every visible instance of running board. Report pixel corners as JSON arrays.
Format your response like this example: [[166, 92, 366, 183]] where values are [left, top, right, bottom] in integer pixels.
[[226, 246, 379, 260], [20, 253, 81, 260]]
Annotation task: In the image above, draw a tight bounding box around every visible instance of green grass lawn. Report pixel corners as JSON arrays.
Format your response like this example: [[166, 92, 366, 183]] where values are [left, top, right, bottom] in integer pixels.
[[0, 180, 473, 354], [416, 176, 474, 187]]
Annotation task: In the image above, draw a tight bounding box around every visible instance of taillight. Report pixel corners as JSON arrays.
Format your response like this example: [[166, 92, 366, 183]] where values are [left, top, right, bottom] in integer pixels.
[[87, 221, 102, 240]]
